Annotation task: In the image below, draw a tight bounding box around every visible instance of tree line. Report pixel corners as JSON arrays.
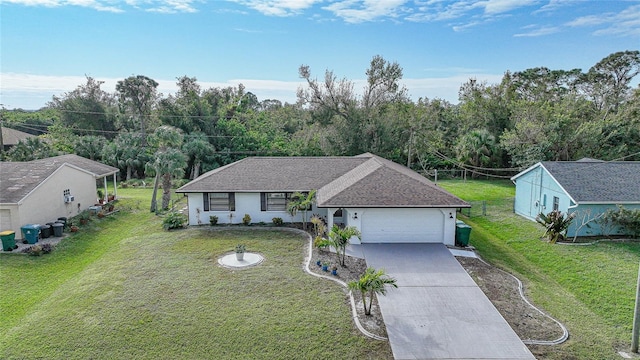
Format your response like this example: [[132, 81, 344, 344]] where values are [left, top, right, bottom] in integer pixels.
[[2, 50, 639, 190]]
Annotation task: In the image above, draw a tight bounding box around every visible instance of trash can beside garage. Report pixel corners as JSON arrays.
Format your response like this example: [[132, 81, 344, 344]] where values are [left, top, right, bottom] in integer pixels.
[[21, 224, 40, 244], [51, 223, 64, 237], [455, 223, 472, 247], [40, 224, 52, 238], [1, 231, 17, 251]]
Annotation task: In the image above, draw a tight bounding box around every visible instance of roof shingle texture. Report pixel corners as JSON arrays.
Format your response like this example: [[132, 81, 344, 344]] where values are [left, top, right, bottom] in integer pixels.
[[0, 155, 118, 204], [542, 161, 640, 203], [178, 154, 469, 208]]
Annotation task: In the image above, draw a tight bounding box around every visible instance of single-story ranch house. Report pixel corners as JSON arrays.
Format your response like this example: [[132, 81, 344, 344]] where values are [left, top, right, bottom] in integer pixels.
[[511, 159, 640, 237], [0, 154, 119, 240], [177, 153, 469, 245]]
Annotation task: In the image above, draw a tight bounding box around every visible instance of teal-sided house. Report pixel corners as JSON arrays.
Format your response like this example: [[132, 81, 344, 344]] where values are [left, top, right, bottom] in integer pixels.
[[511, 159, 640, 238]]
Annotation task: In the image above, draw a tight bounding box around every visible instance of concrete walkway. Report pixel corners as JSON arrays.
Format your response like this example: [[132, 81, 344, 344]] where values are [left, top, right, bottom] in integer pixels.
[[360, 243, 535, 360]]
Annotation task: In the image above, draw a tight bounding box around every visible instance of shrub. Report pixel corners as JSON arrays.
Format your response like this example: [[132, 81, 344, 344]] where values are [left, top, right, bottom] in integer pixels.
[[272, 217, 284, 226], [41, 243, 54, 254], [314, 236, 331, 251], [209, 215, 218, 226], [235, 244, 246, 253], [25, 245, 43, 256], [163, 211, 188, 231], [242, 214, 251, 226], [536, 210, 575, 243], [600, 206, 640, 238]]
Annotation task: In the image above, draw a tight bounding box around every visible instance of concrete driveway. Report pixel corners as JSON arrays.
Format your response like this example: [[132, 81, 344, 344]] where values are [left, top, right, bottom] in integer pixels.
[[360, 243, 535, 360]]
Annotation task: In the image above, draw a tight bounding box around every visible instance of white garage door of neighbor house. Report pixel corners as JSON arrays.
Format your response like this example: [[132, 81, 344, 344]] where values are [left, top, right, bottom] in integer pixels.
[[361, 208, 444, 243], [0, 209, 12, 231]]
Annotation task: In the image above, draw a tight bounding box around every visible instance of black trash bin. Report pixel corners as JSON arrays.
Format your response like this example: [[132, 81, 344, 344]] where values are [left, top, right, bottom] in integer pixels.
[[51, 223, 64, 237], [57, 217, 68, 225], [40, 224, 52, 238]]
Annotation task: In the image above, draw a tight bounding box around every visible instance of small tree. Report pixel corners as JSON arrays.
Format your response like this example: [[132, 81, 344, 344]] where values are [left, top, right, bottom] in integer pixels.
[[348, 268, 398, 316], [600, 206, 640, 238], [536, 210, 574, 243], [327, 225, 361, 266], [286, 190, 316, 230]]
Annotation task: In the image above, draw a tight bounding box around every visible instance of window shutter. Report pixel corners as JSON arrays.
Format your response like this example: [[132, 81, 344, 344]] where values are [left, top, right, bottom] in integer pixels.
[[203, 193, 210, 211], [229, 193, 236, 211], [260, 193, 266, 211]]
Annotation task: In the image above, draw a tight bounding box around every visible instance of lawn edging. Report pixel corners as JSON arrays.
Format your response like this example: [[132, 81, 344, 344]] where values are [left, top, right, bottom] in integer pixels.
[[281, 227, 388, 341]]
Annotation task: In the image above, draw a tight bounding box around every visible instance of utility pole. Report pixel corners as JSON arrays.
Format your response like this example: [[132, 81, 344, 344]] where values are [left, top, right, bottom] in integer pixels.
[[0, 104, 5, 157], [632, 261, 640, 352]]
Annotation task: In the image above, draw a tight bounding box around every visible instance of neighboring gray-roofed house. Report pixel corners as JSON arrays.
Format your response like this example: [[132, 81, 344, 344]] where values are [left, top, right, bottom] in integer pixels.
[[177, 153, 469, 244], [511, 160, 640, 237], [1, 126, 36, 150], [0, 155, 119, 241]]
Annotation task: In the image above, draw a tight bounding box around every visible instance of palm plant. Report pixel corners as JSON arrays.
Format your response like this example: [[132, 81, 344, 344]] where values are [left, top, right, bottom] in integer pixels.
[[286, 190, 316, 230], [348, 268, 398, 316], [326, 225, 361, 266], [536, 210, 575, 243]]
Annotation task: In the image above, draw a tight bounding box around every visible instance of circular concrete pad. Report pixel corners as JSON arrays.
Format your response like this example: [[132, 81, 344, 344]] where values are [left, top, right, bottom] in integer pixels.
[[218, 252, 264, 269]]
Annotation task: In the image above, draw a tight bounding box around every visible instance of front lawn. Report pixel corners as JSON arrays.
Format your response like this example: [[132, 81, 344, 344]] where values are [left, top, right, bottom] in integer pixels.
[[440, 180, 640, 359], [0, 189, 391, 359]]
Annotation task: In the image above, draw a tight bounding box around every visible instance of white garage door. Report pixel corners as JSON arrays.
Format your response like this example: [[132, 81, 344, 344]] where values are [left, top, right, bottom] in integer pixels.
[[0, 209, 12, 231], [360, 208, 444, 243]]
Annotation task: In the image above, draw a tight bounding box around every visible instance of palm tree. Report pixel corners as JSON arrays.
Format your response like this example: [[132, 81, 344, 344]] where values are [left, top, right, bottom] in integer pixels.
[[182, 132, 215, 179], [148, 126, 185, 212], [286, 190, 316, 230], [348, 268, 398, 316], [147, 148, 187, 210], [454, 128, 496, 174], [326, 225, 361, 266]]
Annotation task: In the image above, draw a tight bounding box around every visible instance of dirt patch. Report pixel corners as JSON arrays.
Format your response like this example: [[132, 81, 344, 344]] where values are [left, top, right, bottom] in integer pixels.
[[457, 256, 567, 358]]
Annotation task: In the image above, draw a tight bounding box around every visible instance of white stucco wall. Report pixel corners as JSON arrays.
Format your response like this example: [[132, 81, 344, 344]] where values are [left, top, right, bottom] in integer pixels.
[[4, 165, 98, 239], [185, 192, 328, 225]]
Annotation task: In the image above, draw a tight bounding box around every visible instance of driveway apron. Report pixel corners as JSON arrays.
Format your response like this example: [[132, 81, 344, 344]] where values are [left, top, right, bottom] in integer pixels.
[[361, 243, 535, 360]]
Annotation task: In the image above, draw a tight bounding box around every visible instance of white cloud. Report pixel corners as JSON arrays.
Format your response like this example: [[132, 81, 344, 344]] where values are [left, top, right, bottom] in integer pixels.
[[480, 0, 538, 15], [3, 0, 199, 13], [322, 0, 409, 23], [513, 25, 560, 37], [566, 4, 640, 37], [228, 0, 321, 17]]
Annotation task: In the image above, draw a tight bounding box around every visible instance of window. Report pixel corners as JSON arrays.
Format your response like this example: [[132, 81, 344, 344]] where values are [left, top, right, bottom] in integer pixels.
[[260, 192, 313, 212], [552, 196, 559, 211], [266, 192, 288, 211], [203, 193, 235, 211]]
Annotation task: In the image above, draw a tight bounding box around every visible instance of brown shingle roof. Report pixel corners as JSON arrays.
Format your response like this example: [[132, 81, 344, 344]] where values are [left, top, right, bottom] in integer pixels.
[[177, 154, 469, 208], [0, 155, 119, 204]]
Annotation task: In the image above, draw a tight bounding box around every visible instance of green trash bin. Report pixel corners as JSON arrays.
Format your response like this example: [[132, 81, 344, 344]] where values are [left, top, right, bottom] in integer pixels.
[[455, 224, 472, 247], [1, 230, 17, 251], [21, 224, 40, 244]]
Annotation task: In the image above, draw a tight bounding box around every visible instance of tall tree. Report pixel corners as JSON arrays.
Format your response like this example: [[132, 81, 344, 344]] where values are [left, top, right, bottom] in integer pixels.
[[147, 125, 185, 211], [583, 50, 640, 113], [75, 135, 106, 160], [50, 76, 118, 138], [101, 131, 148, 181], [182, 132, 215, 179], [116, 75, 159, 145]]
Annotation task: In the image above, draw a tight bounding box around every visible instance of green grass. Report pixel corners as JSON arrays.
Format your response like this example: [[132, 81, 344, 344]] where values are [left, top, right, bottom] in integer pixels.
[[440, 179, 640, 359], [0, 189, 391, 359]]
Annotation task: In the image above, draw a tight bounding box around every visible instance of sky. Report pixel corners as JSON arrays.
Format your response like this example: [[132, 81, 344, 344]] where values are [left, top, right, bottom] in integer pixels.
[[1, 0, 639, 110]]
